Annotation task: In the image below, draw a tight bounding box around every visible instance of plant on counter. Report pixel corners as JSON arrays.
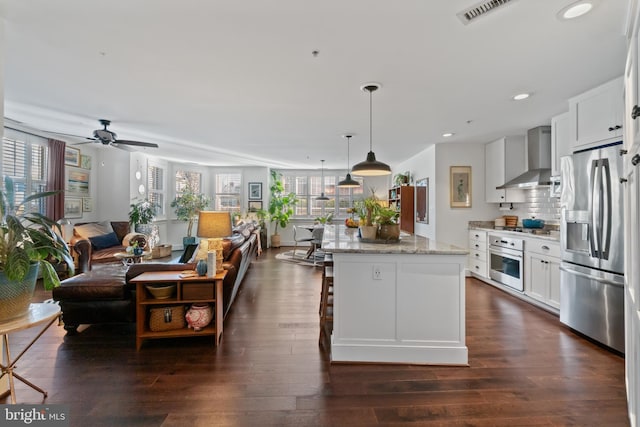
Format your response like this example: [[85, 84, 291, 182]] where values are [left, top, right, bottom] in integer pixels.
[[314, 212, 333, 225], [0, 176, 74, 321], [376, 206, 399, 225]]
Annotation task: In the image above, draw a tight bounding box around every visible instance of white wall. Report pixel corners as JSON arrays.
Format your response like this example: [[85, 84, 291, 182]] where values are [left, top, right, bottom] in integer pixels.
[[395, 142, 502, 249], [96, 147, 131, 221]]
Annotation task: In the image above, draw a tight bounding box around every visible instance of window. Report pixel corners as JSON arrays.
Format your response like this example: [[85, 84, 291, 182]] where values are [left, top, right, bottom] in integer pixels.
[[276, 170, 362, 218], [2, 134, 48, 215], [175, 170, 202, 194], [214, 172, 241, 212], [147, 164, 165, 216]]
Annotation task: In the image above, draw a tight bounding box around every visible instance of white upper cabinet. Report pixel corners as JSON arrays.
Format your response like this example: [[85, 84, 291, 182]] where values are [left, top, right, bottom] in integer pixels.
[[485, 136, 526, 203], [569, 76, 624, 151], [551, 111, 571, 177]]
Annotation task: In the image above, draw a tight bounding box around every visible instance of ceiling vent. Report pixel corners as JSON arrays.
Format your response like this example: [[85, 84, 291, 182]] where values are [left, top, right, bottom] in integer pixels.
[[457, 0, 517, 25]]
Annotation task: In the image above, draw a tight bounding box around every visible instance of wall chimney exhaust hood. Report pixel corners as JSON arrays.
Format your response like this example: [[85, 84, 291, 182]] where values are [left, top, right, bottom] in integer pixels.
[[496, 126, 552, 189]]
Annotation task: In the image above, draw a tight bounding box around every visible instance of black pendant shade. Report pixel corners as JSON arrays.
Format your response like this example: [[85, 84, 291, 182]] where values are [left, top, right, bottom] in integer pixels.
[[337, 134, 361, 188], [351, 83, 391, 177], [316, 159, 330, 201]]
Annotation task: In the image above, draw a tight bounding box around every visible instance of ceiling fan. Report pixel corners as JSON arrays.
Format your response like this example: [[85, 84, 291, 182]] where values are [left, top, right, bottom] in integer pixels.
[[50, 119, 159, 149]]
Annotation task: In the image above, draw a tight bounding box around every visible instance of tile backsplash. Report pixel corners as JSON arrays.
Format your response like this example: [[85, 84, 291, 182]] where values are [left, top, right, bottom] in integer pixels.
[[515, 188, 561, 224]]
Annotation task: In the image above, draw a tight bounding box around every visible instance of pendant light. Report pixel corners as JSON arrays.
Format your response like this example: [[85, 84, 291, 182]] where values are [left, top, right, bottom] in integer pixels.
[[316, 159, 330, 201], [351, 83, 391, 176], [337, 134, 361, 188]]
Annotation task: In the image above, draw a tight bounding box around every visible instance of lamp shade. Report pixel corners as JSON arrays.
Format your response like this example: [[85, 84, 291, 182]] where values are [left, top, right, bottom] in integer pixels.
[[337, 134, 361, 188], [352, 83, 391, 177], [197, 211, 233, 238]]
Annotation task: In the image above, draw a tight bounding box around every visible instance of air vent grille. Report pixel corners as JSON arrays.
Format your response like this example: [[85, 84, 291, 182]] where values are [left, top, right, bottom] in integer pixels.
[[457, 0, 517, 25]]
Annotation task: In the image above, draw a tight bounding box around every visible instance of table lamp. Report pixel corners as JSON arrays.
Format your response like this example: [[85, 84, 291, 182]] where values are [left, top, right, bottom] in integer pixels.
[[197, 211, 233, 273]]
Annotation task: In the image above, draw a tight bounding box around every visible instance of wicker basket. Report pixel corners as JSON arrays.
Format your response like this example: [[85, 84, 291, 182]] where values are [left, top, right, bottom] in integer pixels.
[[503, 215, 518, 228], [149, 305, 186, 331], [151, 244, 173, 259]]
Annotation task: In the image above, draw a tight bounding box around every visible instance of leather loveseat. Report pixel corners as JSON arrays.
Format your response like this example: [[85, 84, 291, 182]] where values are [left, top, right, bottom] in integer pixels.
[[53, 222, 259, 333]]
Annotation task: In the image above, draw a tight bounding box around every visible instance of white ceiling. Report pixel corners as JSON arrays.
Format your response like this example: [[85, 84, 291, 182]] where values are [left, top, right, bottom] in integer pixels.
[[0, 0, 630, 170]]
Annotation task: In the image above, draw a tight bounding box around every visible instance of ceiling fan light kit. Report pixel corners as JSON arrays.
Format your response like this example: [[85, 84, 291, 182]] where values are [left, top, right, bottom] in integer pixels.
[[351, 83, 392, 177], [49, 119, 159, 150]]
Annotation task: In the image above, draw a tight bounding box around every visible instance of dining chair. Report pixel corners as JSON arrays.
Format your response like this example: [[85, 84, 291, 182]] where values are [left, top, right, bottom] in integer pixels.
[[292, 225, 314, 259]]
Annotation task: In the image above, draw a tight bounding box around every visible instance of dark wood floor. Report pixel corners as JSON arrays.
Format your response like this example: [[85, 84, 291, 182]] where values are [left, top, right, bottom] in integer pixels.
[[3, 248, 629, 426]]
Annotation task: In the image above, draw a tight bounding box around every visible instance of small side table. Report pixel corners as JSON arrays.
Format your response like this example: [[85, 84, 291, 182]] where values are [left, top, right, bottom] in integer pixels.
[[0, 303, 61, 404]]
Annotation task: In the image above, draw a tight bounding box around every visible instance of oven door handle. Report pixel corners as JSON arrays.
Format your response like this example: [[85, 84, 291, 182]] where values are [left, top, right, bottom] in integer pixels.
[[489, 248, 523, 259]]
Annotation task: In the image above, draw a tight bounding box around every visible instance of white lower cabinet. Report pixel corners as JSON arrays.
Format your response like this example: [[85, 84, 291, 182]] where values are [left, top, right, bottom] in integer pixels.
[[524, 239, 561, 310], [468, 230, 487, 278]]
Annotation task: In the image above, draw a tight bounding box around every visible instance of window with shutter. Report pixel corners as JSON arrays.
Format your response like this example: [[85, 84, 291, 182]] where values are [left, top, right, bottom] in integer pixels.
[[2, 134, 48, 215]]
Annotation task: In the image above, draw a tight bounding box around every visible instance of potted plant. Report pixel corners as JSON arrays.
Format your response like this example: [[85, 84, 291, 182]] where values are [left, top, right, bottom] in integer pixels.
[[0, 176, 74, 321], [314, 212, 333, 225], [128, 198, 159, 248], [267, 170, 298, 248], [376, 206, 400, 241], [170, 183, 211, 247], [255, 208, 269, 251], [393, 171, 411, 187], [357, 189, 381, 240]]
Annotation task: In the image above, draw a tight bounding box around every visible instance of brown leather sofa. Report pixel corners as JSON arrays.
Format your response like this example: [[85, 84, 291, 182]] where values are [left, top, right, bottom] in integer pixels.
[[53, 223, 259, 333]]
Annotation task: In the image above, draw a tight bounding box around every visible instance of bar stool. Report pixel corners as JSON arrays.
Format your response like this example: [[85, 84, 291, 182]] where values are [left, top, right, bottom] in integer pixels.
[[319, 253, 334, 346]]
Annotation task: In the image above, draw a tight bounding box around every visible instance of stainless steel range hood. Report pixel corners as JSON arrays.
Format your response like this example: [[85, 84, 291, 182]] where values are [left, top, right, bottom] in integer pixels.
[[496, 126, 551, 189]]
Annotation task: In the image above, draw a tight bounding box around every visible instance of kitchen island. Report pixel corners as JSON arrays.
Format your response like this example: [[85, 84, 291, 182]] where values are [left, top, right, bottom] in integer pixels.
[[322, 225, 469, 365]]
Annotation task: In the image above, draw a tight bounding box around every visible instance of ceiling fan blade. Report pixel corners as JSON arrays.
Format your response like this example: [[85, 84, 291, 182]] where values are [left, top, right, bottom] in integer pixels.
[[114, 139, 158, 148], [72, 140, 98, 145], [111, 143, 135, 152], [46, 130, 94, 140]]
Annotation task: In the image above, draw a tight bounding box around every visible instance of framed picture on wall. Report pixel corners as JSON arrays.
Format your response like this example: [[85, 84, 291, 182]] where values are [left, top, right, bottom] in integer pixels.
[[64, 198, 83, 218], [82, 197, 93, 212], [65, 167, 90, 196], [450, 166, 472, 208], [248, 182, 262, 200], [80, 154, 92, 169], [64, 146, 80, 166], [248, 201, 262, 212]]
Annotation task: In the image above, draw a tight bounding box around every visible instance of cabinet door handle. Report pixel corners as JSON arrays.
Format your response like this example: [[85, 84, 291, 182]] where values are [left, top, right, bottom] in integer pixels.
[[633, 154, 640, 166], [475, 244, 480, 248], [541, 245, 549, 250], [608, 125, 622, 131], [632, 105, 640, 119], [475, 253, 480, 257]]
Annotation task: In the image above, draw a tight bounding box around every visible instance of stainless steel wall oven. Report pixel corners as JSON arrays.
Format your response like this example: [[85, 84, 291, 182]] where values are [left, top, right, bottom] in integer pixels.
[[488, 234, 524, 292]]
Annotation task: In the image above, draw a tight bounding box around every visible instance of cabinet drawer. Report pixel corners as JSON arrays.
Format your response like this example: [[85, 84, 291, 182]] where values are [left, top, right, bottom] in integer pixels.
[[182, 283, 215, 300], [468, 260, 488, 277], [525, 239, 560, 258], [469, 250, 486, 262], [468, 230, 487, 243]]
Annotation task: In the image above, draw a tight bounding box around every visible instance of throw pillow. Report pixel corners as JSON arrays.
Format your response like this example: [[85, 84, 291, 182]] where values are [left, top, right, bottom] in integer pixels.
[[75, 221, 115, 239], [89, 232, 121, 250]]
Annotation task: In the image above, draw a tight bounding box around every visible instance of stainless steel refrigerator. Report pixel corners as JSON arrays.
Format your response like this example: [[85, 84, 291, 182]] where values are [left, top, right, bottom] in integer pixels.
[[560, 142, 625, 353]]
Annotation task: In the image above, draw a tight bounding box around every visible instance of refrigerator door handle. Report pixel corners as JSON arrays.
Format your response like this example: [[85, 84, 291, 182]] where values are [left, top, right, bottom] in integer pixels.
[[601, 160, 611, 260], [589, 159, 599, 258], [559, 264, 623, 287]]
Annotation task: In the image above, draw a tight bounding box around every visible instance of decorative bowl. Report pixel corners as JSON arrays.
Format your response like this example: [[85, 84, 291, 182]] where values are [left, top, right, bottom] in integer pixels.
[[145, 284, 176, 299]]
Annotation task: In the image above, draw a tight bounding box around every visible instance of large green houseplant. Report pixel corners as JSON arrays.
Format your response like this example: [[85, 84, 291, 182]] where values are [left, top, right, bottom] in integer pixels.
[[128, 198, 159, 247], [170, 183, 211, 246], [267, 170, 298, 248], [0, 176, 74, 321]]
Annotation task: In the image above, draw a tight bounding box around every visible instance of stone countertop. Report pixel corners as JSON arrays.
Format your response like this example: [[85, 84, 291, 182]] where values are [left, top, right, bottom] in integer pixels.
[[322, 225, 468, 255], [468, 225, 560, 242]]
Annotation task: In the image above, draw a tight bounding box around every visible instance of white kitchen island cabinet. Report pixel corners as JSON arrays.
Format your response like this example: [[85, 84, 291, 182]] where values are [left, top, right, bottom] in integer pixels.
[[322, 225, 469, 365]]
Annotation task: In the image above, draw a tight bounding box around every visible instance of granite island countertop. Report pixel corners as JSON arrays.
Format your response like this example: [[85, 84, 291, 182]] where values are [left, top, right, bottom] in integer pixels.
[[322, 225, 468, 255]]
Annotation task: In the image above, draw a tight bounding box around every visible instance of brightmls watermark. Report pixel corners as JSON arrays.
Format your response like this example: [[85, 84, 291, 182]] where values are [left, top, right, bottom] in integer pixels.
[[0, 405, 69, 426]]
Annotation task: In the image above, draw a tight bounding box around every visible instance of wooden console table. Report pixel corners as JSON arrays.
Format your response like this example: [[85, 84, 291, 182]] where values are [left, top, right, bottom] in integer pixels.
[[130, 270, 227, 350]]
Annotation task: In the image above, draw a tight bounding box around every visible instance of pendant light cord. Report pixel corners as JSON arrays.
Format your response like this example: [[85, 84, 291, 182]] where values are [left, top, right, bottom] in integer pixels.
[[346, 136, 351, 169], [369, 89, 373, 152]]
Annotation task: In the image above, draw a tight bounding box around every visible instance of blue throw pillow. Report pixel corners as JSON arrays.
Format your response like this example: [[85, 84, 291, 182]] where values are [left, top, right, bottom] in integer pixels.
[[89, 232, 120, 250]]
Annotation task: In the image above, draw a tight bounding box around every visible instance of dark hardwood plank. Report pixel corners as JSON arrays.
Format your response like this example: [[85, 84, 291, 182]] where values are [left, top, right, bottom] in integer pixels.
[[1, 248, 629, 426]]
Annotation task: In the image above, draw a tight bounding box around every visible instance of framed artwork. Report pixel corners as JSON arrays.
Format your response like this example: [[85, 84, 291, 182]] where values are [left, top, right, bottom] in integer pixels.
[[450, 166, 472, 208], [82, 197, 93, 212], [64, 146, 80, 166], [80, 154, 92, 169], [248, 201, 263, 212], [64, 198, 83, 218], [65, 167, 90, 196], [248, 182, 262, 200]]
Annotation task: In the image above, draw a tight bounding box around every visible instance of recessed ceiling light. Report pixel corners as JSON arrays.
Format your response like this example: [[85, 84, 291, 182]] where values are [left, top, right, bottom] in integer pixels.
[[558, 1, 596, 20], [513, 93, 530, 101], [442, 132, 454, 138]]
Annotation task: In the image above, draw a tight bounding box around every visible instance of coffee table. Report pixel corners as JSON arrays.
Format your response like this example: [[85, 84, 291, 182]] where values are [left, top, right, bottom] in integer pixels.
[[0, 303, 61, 404]]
